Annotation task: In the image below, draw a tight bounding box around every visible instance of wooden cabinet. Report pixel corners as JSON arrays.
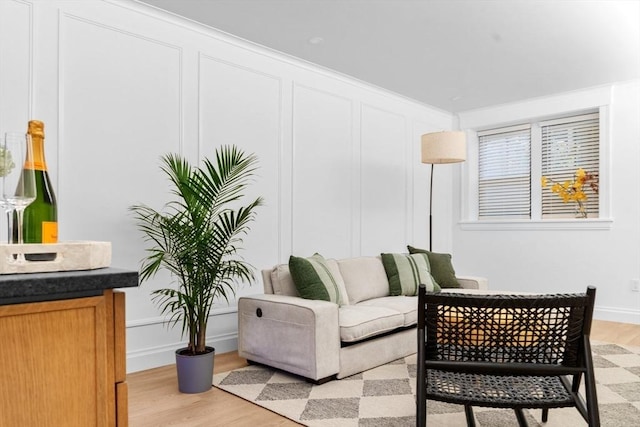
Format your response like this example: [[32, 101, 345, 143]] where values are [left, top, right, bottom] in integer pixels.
[[0, 290, 128, 426]]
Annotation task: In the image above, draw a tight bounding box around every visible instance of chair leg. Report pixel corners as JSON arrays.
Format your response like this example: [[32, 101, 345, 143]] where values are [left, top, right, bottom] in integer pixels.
[[416, 324, 426, 427], [542, 408, 549, 423], [582, 338, 601, 427], [416, 398, 426, 427], [514, 408, 528, 427], [464, 405, 476, 427]]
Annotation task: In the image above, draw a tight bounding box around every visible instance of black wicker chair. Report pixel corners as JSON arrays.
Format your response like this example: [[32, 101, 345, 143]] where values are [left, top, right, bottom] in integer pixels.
[[416, 286, 599, 427]]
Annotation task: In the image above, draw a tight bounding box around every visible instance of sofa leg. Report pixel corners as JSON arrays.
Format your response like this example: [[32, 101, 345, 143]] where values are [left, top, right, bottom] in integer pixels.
[[309, 375, 336, 385], [246, 359, 335, 385]]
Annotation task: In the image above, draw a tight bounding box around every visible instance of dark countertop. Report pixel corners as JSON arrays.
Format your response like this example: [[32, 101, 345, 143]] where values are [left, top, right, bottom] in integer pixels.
[[0, 267, 139, 305]]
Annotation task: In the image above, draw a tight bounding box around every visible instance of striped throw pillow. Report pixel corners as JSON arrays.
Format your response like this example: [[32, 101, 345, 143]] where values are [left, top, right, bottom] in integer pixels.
[[407, 245, 461, 288], [289, 254, 346, 304], [381, 253, 441, 296]]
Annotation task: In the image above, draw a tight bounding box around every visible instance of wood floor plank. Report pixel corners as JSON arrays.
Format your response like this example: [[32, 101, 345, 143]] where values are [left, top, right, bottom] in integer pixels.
[[128, 352, 297, 427], [128, 319, 640, 426], [591, 319, 640, 346]]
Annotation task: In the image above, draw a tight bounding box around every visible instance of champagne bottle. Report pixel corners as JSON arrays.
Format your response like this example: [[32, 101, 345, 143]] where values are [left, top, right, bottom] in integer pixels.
[[22, 120, 58, 260]]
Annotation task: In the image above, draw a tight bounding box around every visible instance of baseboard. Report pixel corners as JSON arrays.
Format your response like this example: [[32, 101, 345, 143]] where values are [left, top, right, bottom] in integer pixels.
[[125, 306, 239, 373], [126, 332, 238, 373], [594, 305, 640, 325]]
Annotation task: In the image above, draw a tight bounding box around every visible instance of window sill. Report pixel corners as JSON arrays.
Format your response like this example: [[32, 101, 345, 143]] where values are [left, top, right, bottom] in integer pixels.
[[458, 218, 613, 231]]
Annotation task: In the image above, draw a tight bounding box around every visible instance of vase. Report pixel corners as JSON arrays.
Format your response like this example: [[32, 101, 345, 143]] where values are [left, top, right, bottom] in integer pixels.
[[175, 346, 215, 393], [575, 201, 588, 218]]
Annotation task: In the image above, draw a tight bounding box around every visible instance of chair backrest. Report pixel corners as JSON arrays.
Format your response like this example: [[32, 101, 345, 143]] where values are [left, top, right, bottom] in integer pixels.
[[418, 287, 596, 367]]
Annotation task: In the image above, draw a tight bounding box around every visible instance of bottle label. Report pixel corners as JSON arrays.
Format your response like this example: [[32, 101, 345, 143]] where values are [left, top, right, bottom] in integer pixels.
[[42, 221, 58, 243], [24, 160, 47, 171]]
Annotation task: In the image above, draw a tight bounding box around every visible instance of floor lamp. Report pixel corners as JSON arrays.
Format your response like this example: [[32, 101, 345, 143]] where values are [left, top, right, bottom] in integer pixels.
[[421, 131, 466, 251]]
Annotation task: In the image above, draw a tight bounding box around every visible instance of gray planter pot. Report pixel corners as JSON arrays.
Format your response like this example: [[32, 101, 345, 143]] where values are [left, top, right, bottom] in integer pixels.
[[175, 346, 215, 393]]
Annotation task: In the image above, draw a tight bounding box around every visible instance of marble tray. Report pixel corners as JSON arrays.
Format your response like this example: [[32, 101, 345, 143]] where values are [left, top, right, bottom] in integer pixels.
[[0, 241, 111, 274]]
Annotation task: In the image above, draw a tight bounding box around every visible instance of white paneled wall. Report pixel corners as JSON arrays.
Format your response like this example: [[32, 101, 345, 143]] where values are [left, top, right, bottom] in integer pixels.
[[0, 0, 31, 127], [0, 0, 453, 372], [292, 85, 354, 258], [360, 104, 408, 254], [60, 11, 182, 279], [198, 54, 282, 274]]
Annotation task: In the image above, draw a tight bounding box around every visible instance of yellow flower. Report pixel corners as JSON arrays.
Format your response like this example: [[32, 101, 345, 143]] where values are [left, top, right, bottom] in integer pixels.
[[540, 167, 598, 218]]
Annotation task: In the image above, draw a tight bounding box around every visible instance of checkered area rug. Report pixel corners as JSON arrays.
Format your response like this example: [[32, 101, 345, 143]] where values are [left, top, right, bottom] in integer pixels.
[[213, 342, 640, 426]]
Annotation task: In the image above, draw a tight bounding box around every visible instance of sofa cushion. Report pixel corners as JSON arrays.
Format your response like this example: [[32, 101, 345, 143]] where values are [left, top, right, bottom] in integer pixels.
[[356, 296, 417, 327], [270, 259, 347, 302], [381, 253, 440, 296], [407, 245, 461, 288], [270, 264, 300, 296], [338, 305, 405, 343], [289, 254, 349, 305], [337, 256, 390, 304]]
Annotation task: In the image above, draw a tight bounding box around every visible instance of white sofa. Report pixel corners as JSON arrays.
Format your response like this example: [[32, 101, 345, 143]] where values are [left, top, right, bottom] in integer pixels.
[[237, 255, 487, 383]]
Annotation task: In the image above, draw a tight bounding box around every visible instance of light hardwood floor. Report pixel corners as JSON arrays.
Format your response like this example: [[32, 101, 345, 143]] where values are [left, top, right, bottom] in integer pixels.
[[128, 319, 640, 427]]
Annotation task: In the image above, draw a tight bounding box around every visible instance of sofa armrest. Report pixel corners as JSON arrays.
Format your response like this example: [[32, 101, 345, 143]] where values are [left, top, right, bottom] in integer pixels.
[[237, 294, 340, 381], [456, 276, 489, 290]]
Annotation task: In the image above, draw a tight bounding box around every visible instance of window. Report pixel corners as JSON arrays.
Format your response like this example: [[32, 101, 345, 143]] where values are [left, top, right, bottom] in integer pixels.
[[478, 125, 531, 219], [477, 112, 599, 221], [541, 114, 599, 218]]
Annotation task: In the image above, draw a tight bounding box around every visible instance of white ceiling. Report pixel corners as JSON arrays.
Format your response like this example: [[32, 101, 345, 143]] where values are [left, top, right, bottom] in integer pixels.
[[136, 0, 640, 113]]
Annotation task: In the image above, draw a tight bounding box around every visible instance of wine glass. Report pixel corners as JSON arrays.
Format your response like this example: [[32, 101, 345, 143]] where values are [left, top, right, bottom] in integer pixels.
[[1, 132, 36, 258], [0, 198, 14, 244], [0, 134, 17, 244]]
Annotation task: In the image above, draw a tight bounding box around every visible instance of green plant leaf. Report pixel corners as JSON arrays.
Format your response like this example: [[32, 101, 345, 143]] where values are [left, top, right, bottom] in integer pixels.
[[129, 146, 263, 354]]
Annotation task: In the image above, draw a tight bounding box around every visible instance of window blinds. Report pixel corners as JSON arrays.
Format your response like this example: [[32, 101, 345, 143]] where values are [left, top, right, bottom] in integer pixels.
[[478, 125, 531, 219], [541, 113, 599, 218]]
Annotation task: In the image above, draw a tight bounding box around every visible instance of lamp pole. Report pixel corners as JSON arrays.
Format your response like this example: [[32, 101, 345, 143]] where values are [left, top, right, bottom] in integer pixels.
[[421, 131, 467, 253], [429, 164, 434, 251]]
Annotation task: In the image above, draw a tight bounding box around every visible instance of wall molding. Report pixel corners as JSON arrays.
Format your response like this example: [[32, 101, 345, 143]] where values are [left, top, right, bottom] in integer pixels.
[[107, 0, 445, 115], [459, 218, 614, 231], [126, 305, 238, 329], [290, 82, 355, 257], [57, 7, 185, 201], [594, 305, 640, 325], [126, 331, 238, 373]]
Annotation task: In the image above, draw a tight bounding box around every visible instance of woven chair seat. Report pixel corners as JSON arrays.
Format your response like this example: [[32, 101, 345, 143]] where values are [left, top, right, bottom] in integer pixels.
[[427, 369, 574, 408], [416, 287, 600, 427]]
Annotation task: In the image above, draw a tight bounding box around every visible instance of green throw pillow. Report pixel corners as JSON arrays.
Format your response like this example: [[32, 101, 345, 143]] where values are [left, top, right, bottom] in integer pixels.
[[289, 254, 345, 304], [380, 253, 440, 296], [407, 245, 461, 288]]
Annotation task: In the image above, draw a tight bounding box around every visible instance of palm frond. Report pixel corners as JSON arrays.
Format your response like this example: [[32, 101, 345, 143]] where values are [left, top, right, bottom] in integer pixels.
[[129, 147, 262, 354]]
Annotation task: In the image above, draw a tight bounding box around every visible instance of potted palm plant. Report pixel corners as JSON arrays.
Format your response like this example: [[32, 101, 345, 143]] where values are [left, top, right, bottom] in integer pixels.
[[130, 145, 262, 393]]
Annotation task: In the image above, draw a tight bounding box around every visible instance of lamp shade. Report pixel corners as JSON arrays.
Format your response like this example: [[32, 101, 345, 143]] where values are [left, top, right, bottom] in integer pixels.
[[421, 131, 466, 164]]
